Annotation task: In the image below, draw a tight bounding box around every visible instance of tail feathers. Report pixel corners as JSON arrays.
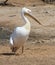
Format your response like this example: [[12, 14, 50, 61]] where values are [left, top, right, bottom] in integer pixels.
[[10, 37, 13, 45]]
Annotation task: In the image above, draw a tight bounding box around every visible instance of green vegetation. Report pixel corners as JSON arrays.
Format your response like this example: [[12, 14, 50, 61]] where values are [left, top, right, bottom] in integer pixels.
[[0, 27, 11, 39]]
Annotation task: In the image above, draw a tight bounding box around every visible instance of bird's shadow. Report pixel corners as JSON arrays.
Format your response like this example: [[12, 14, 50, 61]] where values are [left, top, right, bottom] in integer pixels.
[[0, 52, 20, 56]]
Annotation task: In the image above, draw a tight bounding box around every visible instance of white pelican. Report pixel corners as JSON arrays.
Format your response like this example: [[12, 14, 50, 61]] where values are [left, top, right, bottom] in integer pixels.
[[10, 7, 42, 54]]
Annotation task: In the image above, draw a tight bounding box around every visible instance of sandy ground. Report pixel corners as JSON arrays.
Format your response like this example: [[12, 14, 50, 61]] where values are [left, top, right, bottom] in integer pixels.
[[0, 0, 55, 65], [0, 0, 45, 6]]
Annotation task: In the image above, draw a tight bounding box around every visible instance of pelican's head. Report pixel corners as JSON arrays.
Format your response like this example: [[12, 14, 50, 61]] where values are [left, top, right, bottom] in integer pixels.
[[22, 7, 31, 14], [22, 7, 42, 25]]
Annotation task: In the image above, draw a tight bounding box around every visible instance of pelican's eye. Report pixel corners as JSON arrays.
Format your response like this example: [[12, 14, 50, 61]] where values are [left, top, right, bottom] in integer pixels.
[[28, 10, 31, 13]]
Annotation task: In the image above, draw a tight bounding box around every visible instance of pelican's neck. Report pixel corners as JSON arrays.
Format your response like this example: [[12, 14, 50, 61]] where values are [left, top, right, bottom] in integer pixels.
[[21, 12, 30, 30]]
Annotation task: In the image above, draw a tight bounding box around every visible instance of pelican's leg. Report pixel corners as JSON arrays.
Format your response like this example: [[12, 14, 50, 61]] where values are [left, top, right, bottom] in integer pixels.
[[22, 45, 24, 53], [11, 46, 17, 54]]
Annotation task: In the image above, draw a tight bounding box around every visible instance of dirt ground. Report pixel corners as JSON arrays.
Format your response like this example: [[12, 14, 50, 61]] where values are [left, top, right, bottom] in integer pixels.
[[0, 0, 55, 65]]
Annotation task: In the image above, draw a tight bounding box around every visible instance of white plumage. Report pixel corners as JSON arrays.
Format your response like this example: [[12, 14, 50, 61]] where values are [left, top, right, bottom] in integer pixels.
[[10, 7, 41, 54]]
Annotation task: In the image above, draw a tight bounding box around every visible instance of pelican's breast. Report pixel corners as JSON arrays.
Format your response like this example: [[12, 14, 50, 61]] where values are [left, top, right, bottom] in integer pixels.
[[14, 27, 30, 40], [23, 22, 30, 32]]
